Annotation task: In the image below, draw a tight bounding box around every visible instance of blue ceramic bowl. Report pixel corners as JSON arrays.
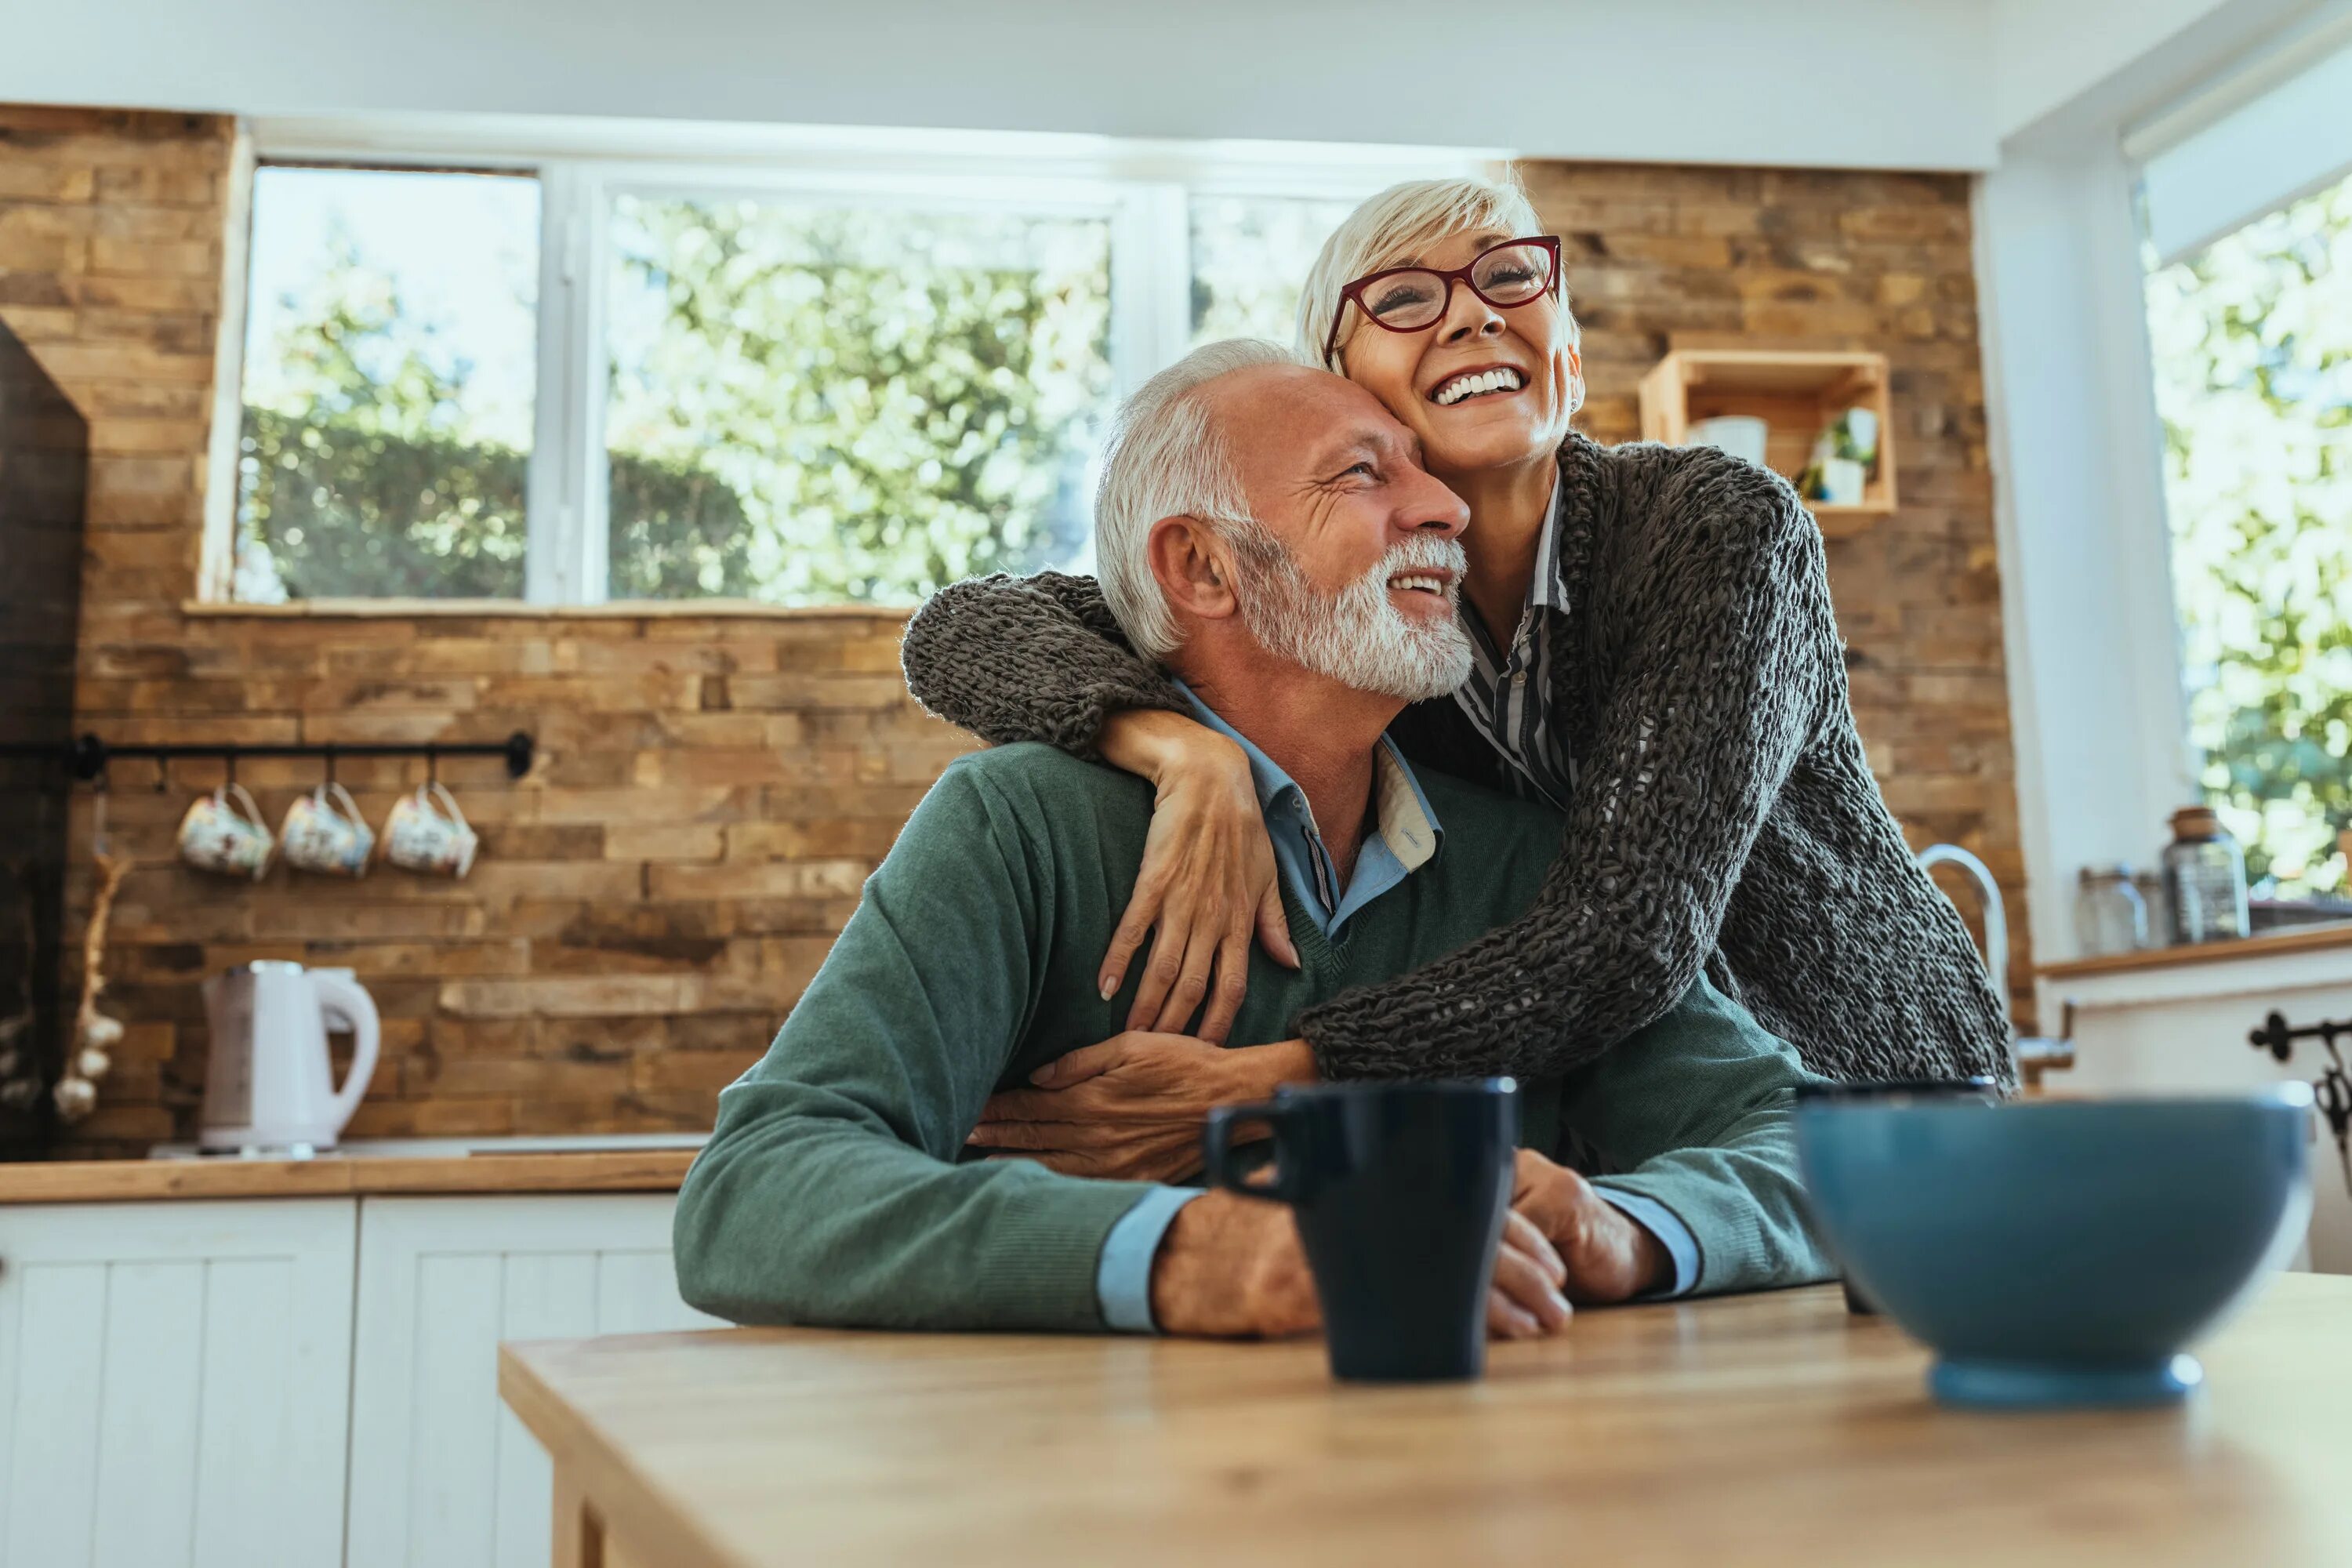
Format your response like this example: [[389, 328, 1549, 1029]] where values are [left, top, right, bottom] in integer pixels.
[[1796, 1086, 2314, 1409]]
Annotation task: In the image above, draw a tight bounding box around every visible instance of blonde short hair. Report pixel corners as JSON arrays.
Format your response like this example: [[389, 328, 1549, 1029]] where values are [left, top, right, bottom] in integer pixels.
[[1094, 337, 1301, 659], [1295, 171, 1578, 371]]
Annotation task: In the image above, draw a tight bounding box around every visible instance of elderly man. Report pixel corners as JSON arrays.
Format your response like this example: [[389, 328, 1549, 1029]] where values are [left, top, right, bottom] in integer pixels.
[[673, 339, 1831, 1338]]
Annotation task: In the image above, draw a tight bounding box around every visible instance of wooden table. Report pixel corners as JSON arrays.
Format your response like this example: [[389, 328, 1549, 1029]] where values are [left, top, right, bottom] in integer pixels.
[[500, 1274, 2352, 1568]]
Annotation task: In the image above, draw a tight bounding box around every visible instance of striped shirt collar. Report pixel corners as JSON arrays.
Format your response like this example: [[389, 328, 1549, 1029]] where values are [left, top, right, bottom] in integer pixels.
[[1527, 474, 1568, 609], [1451, 472, 1576, 809]]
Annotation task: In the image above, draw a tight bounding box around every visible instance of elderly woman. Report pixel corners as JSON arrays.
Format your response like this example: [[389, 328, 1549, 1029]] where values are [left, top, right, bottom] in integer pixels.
[[902, 173, 2009, 1174]]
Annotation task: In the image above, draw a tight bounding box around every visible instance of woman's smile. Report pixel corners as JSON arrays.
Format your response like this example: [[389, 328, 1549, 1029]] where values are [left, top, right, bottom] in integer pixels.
[[1427, 363, 1528, 407]]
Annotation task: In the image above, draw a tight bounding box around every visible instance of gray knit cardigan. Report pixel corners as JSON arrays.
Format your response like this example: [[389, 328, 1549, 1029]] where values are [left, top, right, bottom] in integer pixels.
[[898, 430, 2015, 1089]]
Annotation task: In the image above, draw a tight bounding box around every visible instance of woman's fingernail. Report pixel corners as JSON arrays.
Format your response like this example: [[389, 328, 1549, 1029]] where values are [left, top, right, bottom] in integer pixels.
[[1548, 1288, 1573, 1320], [1099, 974, 1120, 1000]]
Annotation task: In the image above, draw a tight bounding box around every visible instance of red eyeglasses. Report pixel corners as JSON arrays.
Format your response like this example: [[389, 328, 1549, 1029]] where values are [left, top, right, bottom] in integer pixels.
[[1322, 235, 1564, 366]]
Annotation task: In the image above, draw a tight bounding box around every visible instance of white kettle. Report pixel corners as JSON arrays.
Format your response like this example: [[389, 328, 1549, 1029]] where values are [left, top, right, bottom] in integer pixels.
[[200, 960, 381, 1155]]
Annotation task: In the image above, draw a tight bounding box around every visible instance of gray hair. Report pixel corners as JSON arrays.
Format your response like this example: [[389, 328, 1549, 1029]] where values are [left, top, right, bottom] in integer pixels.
[[1094, 337, 1301, 659], [1294, 171, 1579, 371]]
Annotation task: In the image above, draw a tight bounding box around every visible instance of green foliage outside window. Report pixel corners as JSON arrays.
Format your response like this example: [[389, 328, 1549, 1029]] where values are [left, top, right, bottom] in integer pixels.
[[2145, 170, 2352, 894], [603, 198, 1112, 604], [238, 245, 531, 599]]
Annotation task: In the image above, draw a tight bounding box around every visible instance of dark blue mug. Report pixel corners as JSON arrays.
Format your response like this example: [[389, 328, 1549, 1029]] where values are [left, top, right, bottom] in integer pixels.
[[1202, 1078, 1519, 1382]]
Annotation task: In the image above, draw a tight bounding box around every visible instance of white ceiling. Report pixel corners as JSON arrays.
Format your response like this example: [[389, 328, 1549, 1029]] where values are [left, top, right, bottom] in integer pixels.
[[0, 0, 2304, 171], [1990, 0, 2240, 136]]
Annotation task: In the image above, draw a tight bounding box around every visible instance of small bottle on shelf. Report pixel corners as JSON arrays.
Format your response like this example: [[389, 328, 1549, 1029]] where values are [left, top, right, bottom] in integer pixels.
[[2161, 807, 2251, 945], [2074, 866, 2148, 956]]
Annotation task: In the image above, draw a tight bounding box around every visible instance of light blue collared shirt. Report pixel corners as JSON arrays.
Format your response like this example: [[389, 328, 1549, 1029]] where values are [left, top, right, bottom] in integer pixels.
[[1094, 690, 1697, 1330], [1175, 681, 1442, 938]]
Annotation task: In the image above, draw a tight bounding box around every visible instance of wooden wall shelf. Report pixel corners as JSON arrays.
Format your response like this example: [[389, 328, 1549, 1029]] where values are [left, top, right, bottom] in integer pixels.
[[2034, 920, 2352, 982], [1637, 349, 1897, 535]]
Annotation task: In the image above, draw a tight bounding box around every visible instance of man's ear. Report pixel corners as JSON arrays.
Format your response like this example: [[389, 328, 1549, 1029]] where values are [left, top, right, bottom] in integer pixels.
[[1145, 515, 1241, 623]]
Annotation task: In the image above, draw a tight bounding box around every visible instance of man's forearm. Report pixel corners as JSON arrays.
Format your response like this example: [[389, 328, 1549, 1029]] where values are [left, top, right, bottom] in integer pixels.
[[1592, 1099, 1833, 1297], [675, 1077, 1161, 1332], [1563, 977, 1835, 1297]]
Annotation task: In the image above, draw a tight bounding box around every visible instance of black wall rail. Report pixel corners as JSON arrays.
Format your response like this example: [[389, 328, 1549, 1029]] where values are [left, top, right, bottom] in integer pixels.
[[1, 731, 536, 783]]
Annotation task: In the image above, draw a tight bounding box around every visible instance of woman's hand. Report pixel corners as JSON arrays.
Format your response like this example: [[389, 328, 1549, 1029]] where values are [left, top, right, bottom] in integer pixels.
[[1097, 710, 1301, 1044], [970, 1033, 1317, 1181]]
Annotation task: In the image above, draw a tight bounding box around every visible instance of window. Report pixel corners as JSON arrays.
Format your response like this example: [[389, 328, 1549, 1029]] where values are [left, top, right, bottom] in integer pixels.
[[223, 129, 1434, 608], [235, 166, 540, 601], [2142, 167, 2352, 900], [1188, 195, 1354, 349]]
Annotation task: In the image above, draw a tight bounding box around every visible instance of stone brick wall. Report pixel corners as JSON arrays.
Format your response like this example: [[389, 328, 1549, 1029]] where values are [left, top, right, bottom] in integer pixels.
[[1, 107, 2027, 1155]]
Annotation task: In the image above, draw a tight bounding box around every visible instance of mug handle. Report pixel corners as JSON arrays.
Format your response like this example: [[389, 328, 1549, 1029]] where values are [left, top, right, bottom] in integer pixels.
[[324, 779, 365, 827], [1202, 1101, 1311, 1204], [427, 779, 470, 833], [224, 780, 266, 829]]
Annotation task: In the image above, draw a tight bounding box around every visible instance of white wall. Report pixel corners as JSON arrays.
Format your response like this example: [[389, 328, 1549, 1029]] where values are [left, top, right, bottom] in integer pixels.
[[2, 0, 1998, 171], [1975, 142, 2194, 964]]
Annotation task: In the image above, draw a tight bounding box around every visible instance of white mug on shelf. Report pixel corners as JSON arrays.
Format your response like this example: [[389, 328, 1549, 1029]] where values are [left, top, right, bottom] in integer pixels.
[[1685, 415, 1769, 469], [1820, 457, 1867, 506], [178, 782, 274, 880], [381, 781, 477, 878], [280, 781, 374, 877]]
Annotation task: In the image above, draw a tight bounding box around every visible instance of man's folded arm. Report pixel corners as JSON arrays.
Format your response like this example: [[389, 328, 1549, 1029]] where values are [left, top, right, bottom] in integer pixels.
[[1570, 975, 1838, 1297], [672, 760, 1162, 1332]]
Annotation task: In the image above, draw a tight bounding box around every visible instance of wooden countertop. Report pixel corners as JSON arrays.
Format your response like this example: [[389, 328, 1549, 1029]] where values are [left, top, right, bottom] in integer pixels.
[[501, 1274, 2352, 1568], [0, 1146, 699, 1204], [2038, 920, 2352, 981]]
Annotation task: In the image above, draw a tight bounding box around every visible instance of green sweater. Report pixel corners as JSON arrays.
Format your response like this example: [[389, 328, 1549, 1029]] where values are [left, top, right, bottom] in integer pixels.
[[673, 743, 1831, 1332]]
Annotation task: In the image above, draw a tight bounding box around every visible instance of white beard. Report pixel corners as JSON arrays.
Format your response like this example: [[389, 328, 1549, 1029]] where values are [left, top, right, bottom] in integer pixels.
[[1226, 529, 1475, 702]]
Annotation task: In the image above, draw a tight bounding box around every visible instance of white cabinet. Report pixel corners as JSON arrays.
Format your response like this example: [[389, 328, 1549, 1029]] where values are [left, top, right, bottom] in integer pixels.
[[344, 1194, 719, 1568], [0, 1186, 713, 1568], [0, 1199, 358, 1568], [2044, 949, 2352, 1272]]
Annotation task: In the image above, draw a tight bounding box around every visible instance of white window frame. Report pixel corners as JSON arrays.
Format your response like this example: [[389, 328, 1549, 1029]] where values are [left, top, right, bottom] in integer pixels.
[[2119, 23, 2352, 903], [208, 114, 1501, 608]]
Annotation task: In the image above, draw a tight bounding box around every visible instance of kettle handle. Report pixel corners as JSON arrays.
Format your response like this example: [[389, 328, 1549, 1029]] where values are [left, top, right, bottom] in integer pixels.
[[310, 969, 381, 1134]]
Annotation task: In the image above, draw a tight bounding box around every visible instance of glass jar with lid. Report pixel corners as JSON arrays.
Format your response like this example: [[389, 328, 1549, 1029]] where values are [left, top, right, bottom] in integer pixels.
[[2161, 806, 2250, 944], [2131, 867, 2171, 949], [2075, 866, 2147, 956]]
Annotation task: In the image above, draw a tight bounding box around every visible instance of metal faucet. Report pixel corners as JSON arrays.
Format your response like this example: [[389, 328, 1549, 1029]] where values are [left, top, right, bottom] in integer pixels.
[[1915, 843, 2076, 1092]]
